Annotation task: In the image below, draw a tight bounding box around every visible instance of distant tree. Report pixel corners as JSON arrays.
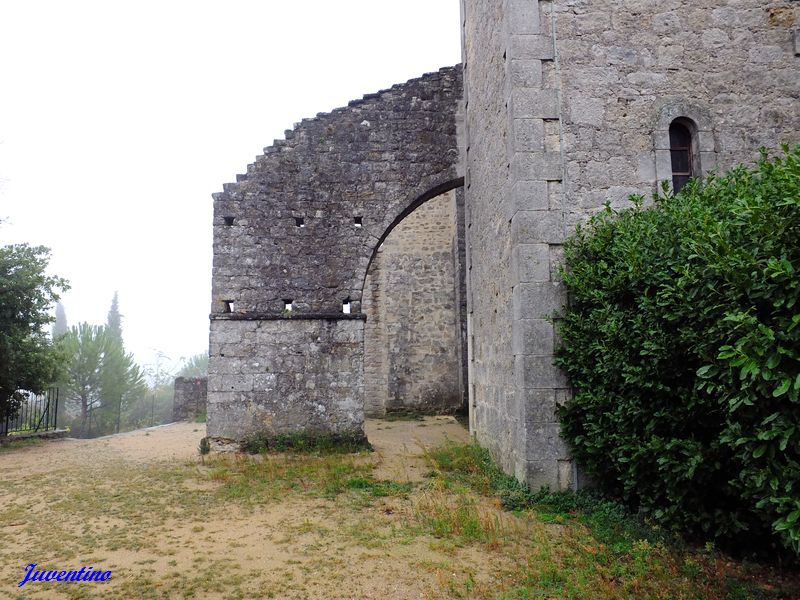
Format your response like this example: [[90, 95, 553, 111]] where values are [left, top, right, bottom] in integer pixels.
[[100, 292, 142, 431], [106, 292, 122, 344], [100, 343, 147, 433], [0, 244, 68, 424], [58, 323, 106, 437], [59, 323, 146, 437], [177, 353, 208, 378], [52, 302, 68, 340]]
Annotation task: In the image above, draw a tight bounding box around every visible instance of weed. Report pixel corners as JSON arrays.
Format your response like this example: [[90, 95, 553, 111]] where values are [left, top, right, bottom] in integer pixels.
[[199, 436, 211, 463]]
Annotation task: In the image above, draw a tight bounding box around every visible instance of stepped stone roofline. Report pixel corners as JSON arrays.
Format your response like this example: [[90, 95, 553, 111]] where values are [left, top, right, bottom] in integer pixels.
[[215, 66, 461, 190]]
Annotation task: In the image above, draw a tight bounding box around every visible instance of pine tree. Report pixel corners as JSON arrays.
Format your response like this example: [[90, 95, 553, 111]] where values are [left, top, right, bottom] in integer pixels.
[[59, 323, 146, 437], [106, 292, 122, 344], [99, 293, 145, 433], [60, 323, 107, 437], [52, 302, 68, 339]]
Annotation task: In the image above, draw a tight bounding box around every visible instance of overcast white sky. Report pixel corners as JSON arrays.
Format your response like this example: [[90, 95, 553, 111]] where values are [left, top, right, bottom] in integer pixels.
[[0, 1, 462, 377]]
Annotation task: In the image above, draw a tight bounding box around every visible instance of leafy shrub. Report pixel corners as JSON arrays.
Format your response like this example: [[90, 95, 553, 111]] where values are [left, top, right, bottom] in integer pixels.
[[555, 147, 800, 556]]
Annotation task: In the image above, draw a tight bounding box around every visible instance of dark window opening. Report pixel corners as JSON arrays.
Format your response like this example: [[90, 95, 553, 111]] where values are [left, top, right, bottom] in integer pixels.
[[354, 216, 362, 228], [342, 299, 351, 314], [283, 299, 293, 312], [223, 300, 234, 313], [669, 121, 694, 194], [223, 216, 235, 226], [295, 217, 305, 228]]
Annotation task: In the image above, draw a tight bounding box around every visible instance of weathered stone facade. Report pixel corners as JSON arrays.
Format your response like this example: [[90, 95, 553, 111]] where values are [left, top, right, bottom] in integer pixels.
[[172, 377, 207, 422], [363, 190, 467, 416], [459, 0, 799, 489], [209, 1, 799, 489], [208, 67, 463, 444]]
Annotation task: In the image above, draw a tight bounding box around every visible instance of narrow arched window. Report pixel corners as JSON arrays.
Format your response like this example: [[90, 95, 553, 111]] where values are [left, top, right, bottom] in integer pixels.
[[669, 120, 695, 193]]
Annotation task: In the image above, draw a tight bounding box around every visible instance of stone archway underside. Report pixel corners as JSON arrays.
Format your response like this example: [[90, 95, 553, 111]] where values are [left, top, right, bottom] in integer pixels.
[[208, 66, 463, 444]]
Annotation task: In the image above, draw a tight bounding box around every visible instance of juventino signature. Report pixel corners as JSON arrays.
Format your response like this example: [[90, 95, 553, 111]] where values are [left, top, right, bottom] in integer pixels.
[[18, 564, 111, 587]]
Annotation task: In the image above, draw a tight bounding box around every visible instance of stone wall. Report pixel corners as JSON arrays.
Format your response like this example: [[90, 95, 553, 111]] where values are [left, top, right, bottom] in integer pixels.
[[173, 377, 208, 422], [363, 190, 464, 416], [461, 0, 559, 485], [460, 0, 799, 491], [208, 318, 363, 441], [208, 67, 463, 444], [211, 67, 463, 317], [554, 0, 800, 230]]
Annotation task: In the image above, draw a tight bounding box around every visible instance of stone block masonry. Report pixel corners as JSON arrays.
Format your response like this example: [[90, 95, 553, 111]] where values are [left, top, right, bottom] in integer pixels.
[[172, 377, 207, 422], [208, 67, 463, 446], [363, 190, 465, 416], [207, 318, 363, 441]]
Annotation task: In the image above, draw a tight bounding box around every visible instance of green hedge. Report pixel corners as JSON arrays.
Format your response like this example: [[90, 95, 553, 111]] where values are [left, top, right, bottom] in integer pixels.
[[554, 147, 800, 556]]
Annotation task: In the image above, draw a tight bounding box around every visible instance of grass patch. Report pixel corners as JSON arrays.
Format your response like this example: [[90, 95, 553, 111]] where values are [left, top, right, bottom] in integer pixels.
[[0, 435, 43, 452], [205, 452, 410, 504], [345, 475, 412, 498], [240, 431, 372, 454], [423, 440, 800, 599]]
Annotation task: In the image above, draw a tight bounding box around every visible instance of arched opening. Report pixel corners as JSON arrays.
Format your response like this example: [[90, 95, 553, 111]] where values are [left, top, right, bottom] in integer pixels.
[[362, 186, 468, 420], [669, 118, 700, 194]]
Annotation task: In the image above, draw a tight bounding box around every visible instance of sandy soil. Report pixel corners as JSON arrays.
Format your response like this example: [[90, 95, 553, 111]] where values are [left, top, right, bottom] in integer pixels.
[[365, 416, 470, 482], [0, 417, 495, 600]]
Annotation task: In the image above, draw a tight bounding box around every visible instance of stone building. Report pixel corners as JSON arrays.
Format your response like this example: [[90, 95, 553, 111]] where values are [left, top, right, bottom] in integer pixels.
[[208, 1, 799, 490]]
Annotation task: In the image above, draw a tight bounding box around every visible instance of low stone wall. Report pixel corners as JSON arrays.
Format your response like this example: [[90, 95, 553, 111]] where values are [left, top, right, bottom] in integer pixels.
[[172, 377, 208, 422], [206, 318, 364, 443]]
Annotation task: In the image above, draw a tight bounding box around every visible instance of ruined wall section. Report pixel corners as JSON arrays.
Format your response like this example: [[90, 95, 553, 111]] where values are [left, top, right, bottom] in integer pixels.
[[554, 0, 800, 231], [172, 377, 208, 422], [209, 67, 463, 443], [211, 67, 463, 316], [208, 318, 363, 441], [363, 190, 462, 416]]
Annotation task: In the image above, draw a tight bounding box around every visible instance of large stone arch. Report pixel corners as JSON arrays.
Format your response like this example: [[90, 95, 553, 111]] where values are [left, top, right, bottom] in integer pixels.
[[361, 182, 467, 418], [207, 66, 463, 444], [359, 175, 464, 295]]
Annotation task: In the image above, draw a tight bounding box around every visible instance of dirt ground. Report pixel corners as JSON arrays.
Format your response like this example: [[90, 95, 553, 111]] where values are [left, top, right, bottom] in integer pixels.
[[0, 417, 490, 600]]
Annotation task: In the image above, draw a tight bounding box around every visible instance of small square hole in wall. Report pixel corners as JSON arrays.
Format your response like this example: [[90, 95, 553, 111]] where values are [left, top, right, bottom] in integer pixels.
[[342, 299, 351, 314], [283, 299, 293, 311], [354, 216, 362, 228], [223, 300, 234, 313], [223, 216, 235, 226], [295, 217, 305, 228]]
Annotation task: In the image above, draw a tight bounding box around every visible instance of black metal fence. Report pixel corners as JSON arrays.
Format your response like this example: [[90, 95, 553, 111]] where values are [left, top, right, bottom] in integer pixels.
[[1, 389, 59, 436]]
